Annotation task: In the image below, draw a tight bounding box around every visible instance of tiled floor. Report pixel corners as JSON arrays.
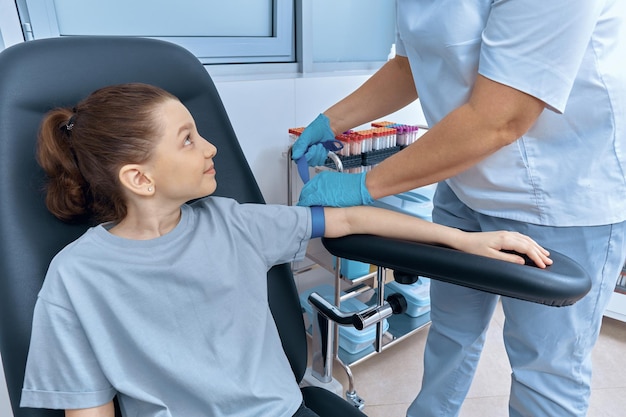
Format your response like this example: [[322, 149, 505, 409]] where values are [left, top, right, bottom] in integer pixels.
[[296, 247, 626, 417], [328, 305, 626, 417]]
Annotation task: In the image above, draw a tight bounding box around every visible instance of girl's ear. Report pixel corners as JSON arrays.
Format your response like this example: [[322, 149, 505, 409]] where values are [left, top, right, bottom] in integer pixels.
[[118, 164, 155, 196]]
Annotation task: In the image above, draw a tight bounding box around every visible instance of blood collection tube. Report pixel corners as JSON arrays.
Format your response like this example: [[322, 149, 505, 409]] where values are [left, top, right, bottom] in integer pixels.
[[288, 127, 304, 143]]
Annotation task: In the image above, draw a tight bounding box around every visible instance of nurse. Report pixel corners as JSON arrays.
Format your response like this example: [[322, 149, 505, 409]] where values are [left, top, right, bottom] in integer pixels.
[[292, 1, 626, 416]]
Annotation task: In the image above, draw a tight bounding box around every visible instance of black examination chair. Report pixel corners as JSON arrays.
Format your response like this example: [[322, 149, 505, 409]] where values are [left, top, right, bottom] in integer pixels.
[[0, 37, 590, 417], [0, 36, 369, 417]]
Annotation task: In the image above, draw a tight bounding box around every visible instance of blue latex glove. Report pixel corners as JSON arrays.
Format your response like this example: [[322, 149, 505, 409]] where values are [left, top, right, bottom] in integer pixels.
[[297, 171, 374, 207], [291, 113, 336, 166], [303, 143, 330, 167]]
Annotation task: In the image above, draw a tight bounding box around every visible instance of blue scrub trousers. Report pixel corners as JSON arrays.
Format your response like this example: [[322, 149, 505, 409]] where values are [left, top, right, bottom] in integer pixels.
[[407, 182, 626, 417]]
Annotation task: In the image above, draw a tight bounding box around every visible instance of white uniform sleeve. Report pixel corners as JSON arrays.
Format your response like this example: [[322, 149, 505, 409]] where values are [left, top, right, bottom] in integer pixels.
[[479, 0, 604, 113], [395, 29, 407, 57]]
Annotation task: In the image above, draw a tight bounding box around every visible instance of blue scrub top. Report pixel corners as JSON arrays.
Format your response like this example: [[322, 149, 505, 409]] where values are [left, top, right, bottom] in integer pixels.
[[396, 0, 626, 226]]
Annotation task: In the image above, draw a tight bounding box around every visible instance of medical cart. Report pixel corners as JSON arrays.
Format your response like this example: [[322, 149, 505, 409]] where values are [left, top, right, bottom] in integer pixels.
[[287, 123, 433, 408]]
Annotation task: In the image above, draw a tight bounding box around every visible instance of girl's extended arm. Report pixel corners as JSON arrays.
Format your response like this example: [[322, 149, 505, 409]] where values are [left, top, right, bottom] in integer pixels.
[[323, 206, 552, 268], [66, 401, 115, 417]]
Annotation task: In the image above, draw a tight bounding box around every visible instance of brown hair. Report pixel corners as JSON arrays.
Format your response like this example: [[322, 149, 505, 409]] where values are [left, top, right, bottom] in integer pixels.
[[37, 83, 177, 223]]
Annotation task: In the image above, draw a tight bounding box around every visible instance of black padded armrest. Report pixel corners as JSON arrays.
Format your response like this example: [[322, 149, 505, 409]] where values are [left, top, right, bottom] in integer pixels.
[[322, 235, 591, 307]]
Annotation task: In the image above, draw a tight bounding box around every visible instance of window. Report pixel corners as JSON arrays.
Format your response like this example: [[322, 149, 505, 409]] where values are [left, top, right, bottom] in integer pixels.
[[14, 0, 396, 72], [306, 0, 396, 72], [16, 0, 294, 64]]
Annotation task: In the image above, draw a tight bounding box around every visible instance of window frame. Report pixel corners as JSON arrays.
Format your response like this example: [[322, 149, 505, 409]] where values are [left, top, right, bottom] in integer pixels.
[[12, 0, 394, 74], [16, 0, 295, 65]]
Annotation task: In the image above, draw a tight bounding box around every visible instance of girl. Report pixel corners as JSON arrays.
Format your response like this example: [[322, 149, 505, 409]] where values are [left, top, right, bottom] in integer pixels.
[[21, 83, 551, 417]]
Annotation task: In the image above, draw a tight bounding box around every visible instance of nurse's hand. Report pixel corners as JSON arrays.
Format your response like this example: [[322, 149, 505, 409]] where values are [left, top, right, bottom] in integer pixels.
[[297, 171, 374, 207], [291, 113, 336, 167], [456, 231, 553, 269]]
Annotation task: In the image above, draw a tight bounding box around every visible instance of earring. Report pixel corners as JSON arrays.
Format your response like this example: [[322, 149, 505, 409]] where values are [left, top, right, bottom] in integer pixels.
[[148, 187, 153, 192]]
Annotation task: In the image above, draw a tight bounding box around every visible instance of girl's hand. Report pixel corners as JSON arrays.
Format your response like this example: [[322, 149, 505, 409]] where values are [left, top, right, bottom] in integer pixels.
[[455, 231, 553, 268]]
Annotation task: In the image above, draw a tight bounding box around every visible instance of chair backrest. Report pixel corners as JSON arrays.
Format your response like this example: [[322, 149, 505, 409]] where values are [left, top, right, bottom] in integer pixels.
[[0, 36, 307, 417]]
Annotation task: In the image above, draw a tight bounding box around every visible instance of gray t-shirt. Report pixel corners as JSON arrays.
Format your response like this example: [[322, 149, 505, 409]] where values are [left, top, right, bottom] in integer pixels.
[[21, 196, 312, 417]]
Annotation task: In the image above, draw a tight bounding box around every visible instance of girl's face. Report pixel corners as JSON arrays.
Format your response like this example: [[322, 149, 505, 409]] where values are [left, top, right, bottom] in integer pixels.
[[147, 99, 218, 203]]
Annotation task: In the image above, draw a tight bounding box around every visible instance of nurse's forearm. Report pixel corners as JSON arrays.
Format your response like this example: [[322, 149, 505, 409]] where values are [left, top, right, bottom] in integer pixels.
[[366, 104, 499, 197], [325, 55, 418, 135], [365, 75, 545, 199]]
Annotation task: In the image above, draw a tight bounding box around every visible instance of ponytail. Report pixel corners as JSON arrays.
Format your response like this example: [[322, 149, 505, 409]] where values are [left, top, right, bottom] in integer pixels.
[[37, 108, 90, 222]]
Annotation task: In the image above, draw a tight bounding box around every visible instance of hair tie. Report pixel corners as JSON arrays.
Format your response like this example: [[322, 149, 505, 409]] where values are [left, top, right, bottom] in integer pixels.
[[62, 107, 78, 133], [64, 115, 76, 132]]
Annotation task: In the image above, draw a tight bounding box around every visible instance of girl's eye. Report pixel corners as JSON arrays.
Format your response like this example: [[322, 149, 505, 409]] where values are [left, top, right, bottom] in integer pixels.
[[184, 136, 193, 146]]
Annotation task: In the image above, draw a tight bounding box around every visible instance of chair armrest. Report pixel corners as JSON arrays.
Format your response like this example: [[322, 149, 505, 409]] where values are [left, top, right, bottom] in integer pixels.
[[322, 235, 591, 307]]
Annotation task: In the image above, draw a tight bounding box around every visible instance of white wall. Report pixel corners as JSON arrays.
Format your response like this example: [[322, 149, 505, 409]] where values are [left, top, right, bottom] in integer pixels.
[[212, 72, 426, 205]]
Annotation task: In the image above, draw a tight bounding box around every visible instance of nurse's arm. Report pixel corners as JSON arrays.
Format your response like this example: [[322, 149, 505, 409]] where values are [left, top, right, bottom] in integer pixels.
[[365, 74, 546, 199], [323, 206, 552, 268], [324, 55, 418, 136], [66, 401, 115, 417]]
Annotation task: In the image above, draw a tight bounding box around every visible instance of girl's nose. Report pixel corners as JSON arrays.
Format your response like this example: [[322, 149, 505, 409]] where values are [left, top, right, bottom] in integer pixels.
[[203, 139, 217, 158]]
